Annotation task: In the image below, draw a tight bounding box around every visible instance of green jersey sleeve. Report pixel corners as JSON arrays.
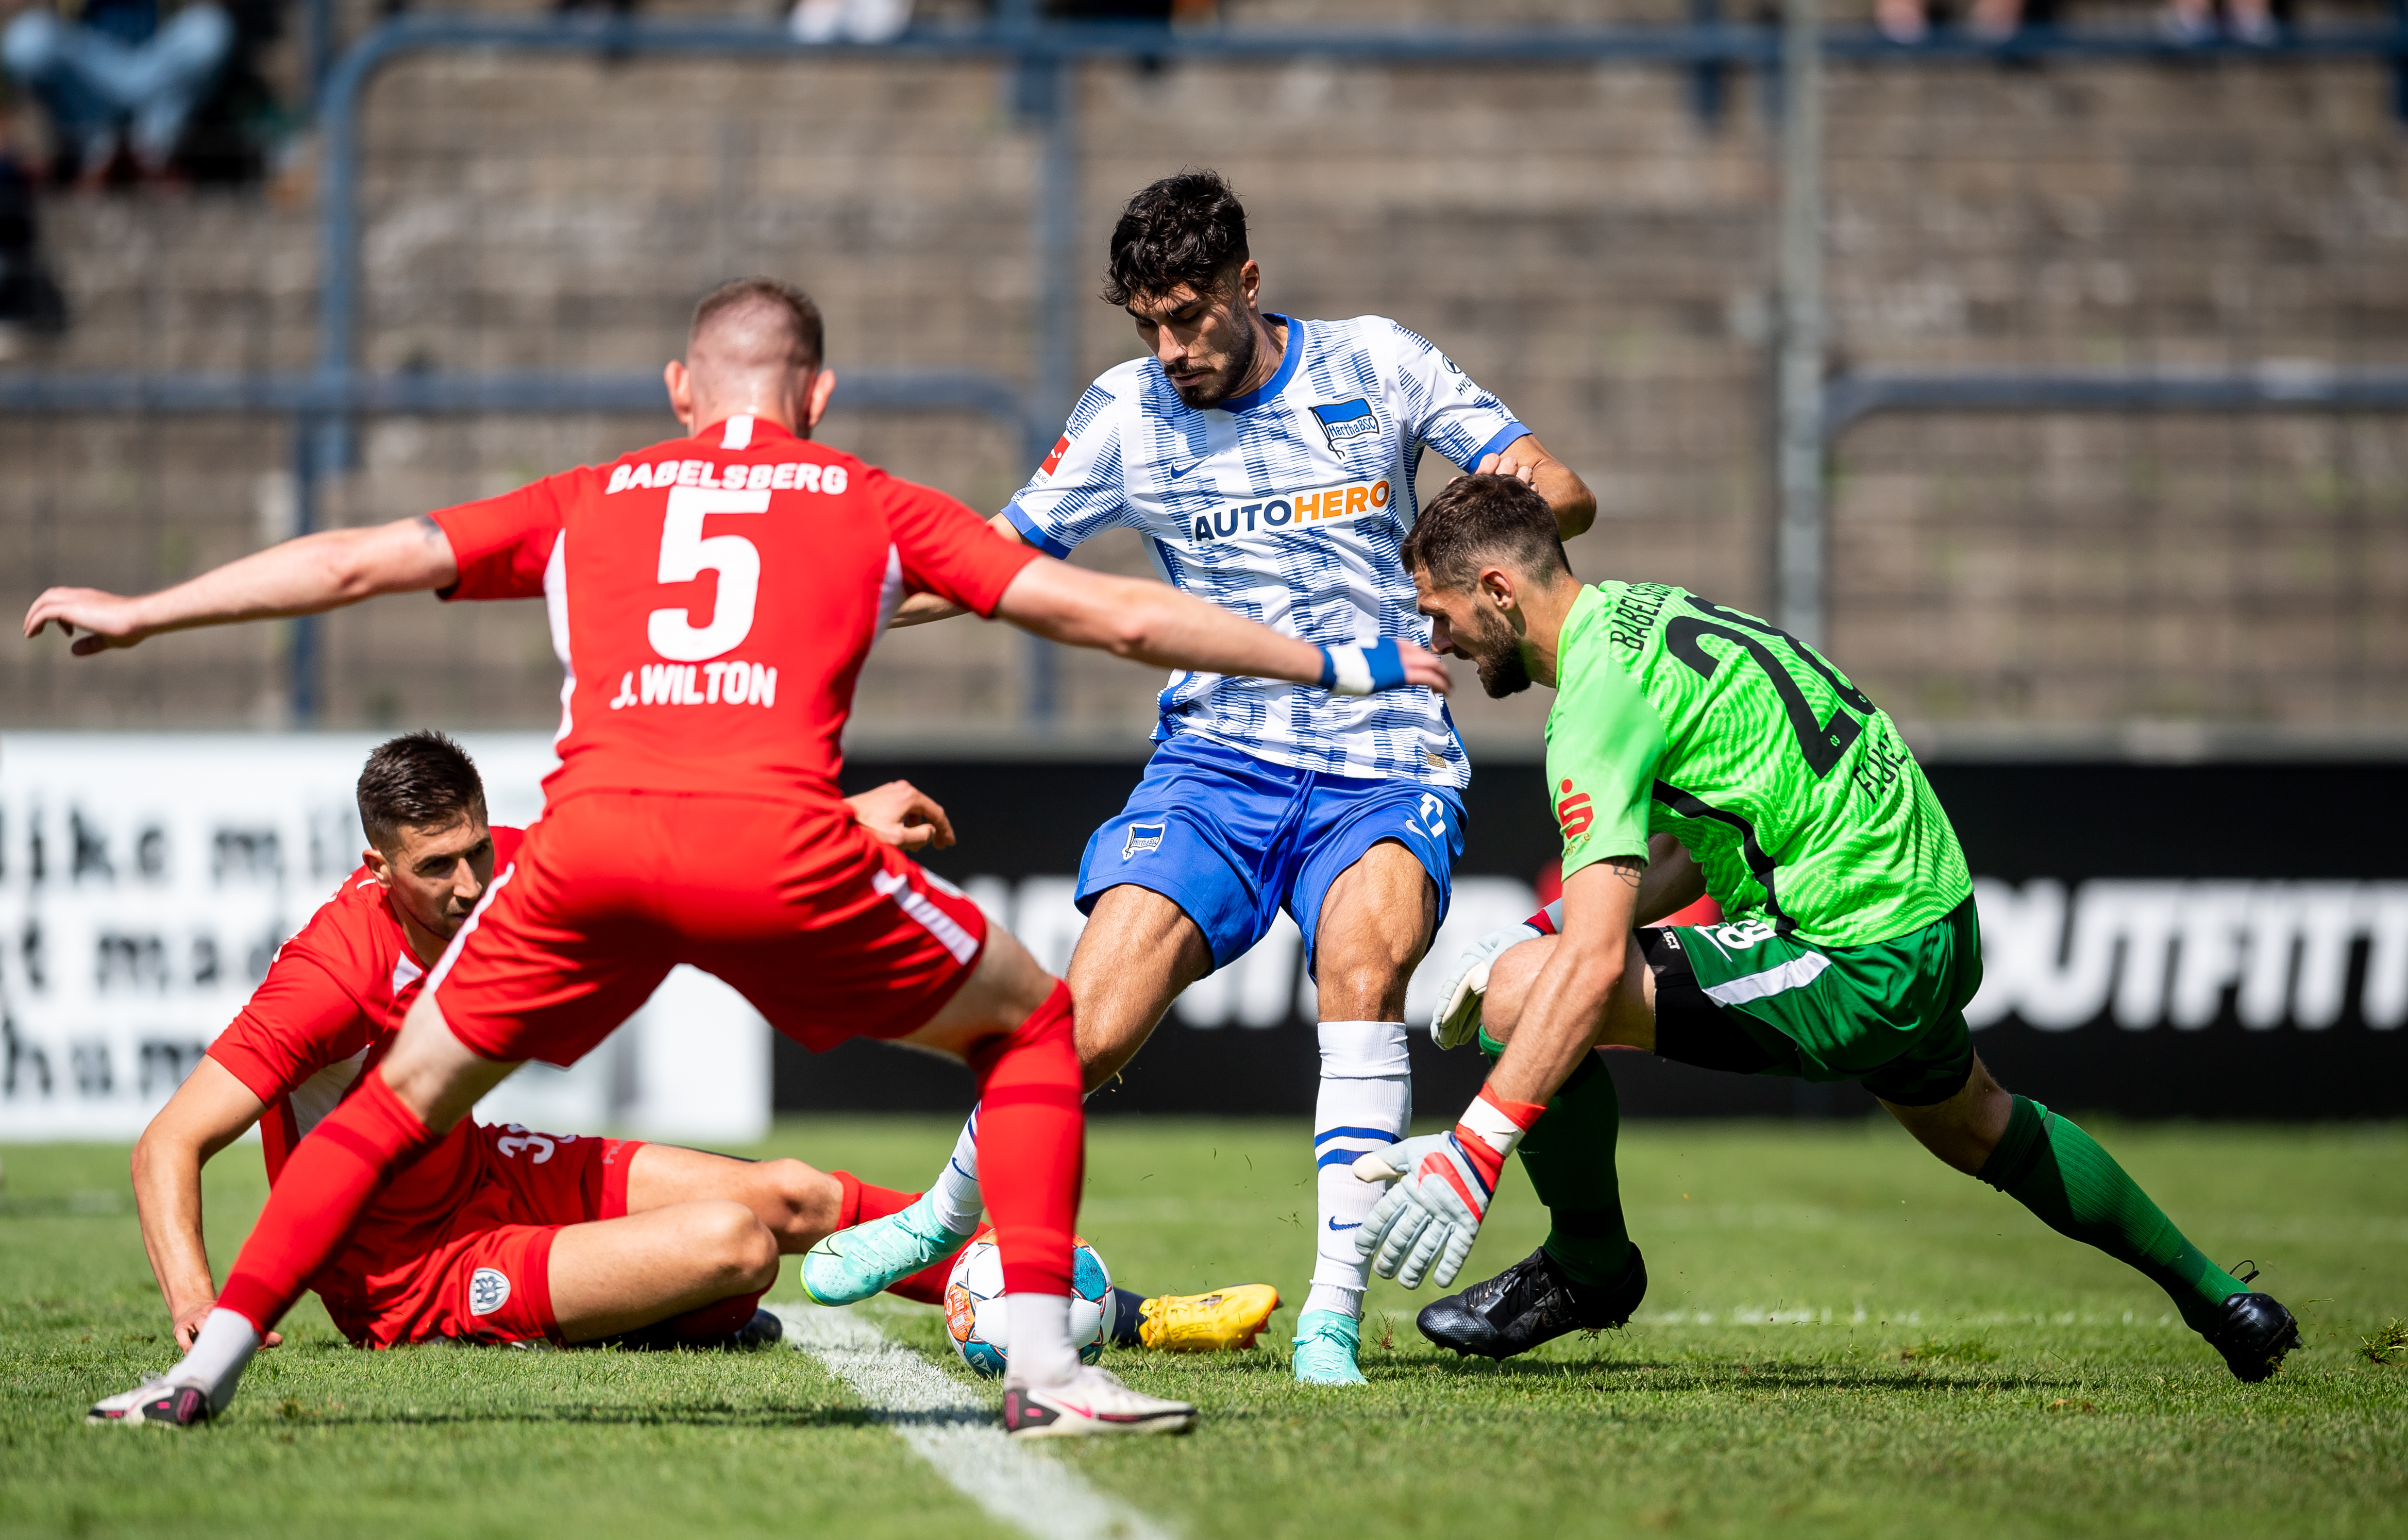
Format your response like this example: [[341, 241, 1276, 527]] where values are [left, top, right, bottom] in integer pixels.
[[1545, 597, 1667, 878]]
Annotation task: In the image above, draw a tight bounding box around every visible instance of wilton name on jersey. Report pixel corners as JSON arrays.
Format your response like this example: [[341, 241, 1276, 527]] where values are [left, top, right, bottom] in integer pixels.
[[1184, 477, 1392, 547], [604, 460, 851, 495], [605, 659, 779, 710]]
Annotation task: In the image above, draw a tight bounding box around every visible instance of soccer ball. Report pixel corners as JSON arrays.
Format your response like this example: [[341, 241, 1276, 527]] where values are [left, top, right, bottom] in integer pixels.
[[942, 1225, 1114, 1378]]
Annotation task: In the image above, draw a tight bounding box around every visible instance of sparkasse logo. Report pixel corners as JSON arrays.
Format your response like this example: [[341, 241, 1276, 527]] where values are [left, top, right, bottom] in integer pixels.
[[1556, 778, 1594, 841]]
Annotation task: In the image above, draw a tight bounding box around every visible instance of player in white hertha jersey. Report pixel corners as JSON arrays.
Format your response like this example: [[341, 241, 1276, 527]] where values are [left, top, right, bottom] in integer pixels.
[[804, 170, 1595, 1384]]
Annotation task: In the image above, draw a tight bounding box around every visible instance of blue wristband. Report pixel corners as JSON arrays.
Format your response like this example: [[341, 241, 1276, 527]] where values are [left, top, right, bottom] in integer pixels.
[[1317, 638, 1411, 696]]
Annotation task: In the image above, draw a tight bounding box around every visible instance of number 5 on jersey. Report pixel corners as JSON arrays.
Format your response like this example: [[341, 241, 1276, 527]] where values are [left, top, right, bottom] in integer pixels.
[[649, 486, 769, 661]]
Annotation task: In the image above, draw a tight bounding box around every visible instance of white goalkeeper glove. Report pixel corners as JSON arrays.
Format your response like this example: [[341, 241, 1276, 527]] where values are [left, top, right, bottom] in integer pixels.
[[1351, 1086, 1545, 1289], [1429, 901, 1562, 1051]]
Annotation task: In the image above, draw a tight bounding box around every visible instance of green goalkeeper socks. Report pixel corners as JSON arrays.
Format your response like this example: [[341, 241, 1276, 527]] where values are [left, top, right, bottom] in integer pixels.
[[1976, 1094, 2248, 1334], [1480, 1030, 1633, 1287]]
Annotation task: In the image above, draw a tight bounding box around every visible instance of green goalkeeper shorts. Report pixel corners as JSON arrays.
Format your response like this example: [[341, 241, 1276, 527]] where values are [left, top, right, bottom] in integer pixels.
[[1646, 897, 1983, 1107]]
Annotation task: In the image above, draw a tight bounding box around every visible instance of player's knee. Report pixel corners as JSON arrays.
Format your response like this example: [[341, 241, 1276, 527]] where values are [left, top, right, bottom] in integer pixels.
[[1317, 957, 1409, 1021], [734, 1223, 781, 1289], [696, 1201, 780, 1287], [1480, 938, 1553, 1037], [761, 1158, 842, 1238]]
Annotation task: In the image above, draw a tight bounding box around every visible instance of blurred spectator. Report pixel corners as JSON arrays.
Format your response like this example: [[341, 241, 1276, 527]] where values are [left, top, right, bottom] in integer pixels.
[[2160, 0, 2278, 44], [1, 0, 232, 185], [788, 0, 910, 43], [786, 0, 1214, 44], [0, 125, 68, 346], [1877, 0, 2275, 45], [1876, 0, 2025, 44]]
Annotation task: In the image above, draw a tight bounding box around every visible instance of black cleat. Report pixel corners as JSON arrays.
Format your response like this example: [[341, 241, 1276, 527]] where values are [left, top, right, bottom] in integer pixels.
[[727, 1307, 785, 1351], [2205, 1292, 2298, 1382], [592, 1307, 786, 1352], [1417, 1244, 1648, 1361]]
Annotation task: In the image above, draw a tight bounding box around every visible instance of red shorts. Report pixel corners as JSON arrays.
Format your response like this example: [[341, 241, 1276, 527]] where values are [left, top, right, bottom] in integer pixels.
[[322, 1122, 644, 1349], [430, 790, 989, 1068]]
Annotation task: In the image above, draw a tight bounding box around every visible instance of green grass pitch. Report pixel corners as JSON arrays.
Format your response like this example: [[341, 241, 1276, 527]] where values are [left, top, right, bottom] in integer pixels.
[[4, 1116, 2403, 1539]]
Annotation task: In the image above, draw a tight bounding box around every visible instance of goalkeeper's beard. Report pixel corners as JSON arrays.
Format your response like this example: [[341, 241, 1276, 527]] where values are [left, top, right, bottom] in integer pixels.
[[1463, 606, 1534, 698]]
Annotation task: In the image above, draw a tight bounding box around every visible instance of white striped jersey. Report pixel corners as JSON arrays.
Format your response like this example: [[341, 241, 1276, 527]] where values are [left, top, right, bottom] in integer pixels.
[[1004, 314, 1528, 788]]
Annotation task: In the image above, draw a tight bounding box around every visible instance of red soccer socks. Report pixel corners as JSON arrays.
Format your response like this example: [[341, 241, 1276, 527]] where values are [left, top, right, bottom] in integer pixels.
[[833, 1171, 962, 1303], [966, 980, 1083, 1301], [216, 1071, 444, 1335]]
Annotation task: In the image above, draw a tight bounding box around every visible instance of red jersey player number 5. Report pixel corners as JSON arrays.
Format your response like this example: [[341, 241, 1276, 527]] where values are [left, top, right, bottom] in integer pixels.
[[432, 416, 1027, 812]]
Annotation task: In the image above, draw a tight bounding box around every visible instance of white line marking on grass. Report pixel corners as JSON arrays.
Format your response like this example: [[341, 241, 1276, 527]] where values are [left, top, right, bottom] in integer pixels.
[[772, 1303, 1171, 1540]]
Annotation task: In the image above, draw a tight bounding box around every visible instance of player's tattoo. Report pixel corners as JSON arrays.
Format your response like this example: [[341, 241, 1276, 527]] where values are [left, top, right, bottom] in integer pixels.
[[412, 514, 444, 545], [1603, 855, 1644, 889]]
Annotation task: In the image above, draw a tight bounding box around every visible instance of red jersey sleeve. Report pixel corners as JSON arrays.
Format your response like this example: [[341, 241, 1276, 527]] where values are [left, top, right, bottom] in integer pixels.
[[872, 466, 1042, 617], [206, 950, 379, 1106], [429, 469, 587, 601]]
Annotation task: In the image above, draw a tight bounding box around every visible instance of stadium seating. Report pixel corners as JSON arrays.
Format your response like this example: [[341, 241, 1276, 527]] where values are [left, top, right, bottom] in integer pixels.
[[5, 0, 2404, 739]]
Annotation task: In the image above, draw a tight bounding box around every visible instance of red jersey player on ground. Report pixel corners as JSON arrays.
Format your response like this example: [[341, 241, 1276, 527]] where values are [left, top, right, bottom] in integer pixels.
[[133, 731, 955, 1356], [136, 731, 1280, 1359], [30, 276, 1445, 1437]]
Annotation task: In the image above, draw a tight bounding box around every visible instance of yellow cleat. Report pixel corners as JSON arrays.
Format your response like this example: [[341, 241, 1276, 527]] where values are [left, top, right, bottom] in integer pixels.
[[1136, 1283, 1281, 1352]]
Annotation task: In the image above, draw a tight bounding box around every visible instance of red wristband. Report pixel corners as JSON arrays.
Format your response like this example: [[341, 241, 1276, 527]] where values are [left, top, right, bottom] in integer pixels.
[[1452, 1085, 1547, 1186]]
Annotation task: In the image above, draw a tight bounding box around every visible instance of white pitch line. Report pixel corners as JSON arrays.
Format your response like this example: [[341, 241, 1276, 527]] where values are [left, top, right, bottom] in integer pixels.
[[773, 1303, 1173, 1540]]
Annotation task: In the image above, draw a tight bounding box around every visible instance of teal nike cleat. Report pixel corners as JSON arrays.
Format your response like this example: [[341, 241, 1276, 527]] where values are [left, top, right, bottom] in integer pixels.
[[801, 1193, 972, 1307], [1291, 1308, 1368, 1385]]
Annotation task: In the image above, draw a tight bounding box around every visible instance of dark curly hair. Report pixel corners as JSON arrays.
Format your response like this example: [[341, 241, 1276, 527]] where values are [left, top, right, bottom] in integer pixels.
[[1102, 170, 1251, 307]]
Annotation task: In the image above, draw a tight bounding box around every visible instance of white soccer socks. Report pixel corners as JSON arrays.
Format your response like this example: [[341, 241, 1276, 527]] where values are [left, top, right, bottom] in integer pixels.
[[1304, 1019, 1413, 1321], [178, 1308, 262, 1412], [1002, 1292, 1082, 1387], [931, 1106, 985, 1236]]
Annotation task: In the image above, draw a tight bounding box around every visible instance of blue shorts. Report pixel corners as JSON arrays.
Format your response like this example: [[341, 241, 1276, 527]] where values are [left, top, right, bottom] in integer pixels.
[[1073, 734, 1467, 977]]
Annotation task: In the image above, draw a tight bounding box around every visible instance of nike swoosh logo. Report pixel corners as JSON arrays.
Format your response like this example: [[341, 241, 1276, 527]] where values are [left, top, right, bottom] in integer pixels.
[[1327, 1219, 1361, 1231]]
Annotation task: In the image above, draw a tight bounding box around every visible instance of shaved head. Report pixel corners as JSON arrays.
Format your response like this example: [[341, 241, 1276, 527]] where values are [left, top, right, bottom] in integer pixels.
[[687, 277, 823, 379], [666, 277, 835, 439]]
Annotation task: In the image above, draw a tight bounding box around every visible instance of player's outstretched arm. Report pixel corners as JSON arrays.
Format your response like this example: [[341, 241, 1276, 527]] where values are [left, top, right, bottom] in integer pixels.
[[130, 1059, 280, 1352], [994, 556, 1451, 695], [1487, 856, 1643, 1106], [1435, 833, 1699, 1045], [892, 513, 1024, 629], [1355, 856, 1642, 1288], [23, 515, 460, 654], [1478, 433, 1596, 541]]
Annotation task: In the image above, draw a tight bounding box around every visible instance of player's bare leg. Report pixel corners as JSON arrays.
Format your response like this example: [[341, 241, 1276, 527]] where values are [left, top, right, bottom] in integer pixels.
[[621, 1144, 847, 1253], [894, 926, 1194, 1435], [803, 883, 1206, 1307], [1065, 883, 1216, 1090], [547, 1200, 782, 1343], [1877, 1055, 2015, 1173], [92, 994, 521, 1425], [1293, 840, 1437, 1384], [1477, 933, 1656, 1050]]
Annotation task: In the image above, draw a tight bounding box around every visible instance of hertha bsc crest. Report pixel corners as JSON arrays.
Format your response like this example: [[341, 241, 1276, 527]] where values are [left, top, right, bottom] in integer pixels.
[[1308, 398, 1380, 450]]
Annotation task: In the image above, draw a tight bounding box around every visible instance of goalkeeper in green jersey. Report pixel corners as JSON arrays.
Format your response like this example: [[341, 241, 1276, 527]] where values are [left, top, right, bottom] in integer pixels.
[[1352, 471, 2299, 1383]]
